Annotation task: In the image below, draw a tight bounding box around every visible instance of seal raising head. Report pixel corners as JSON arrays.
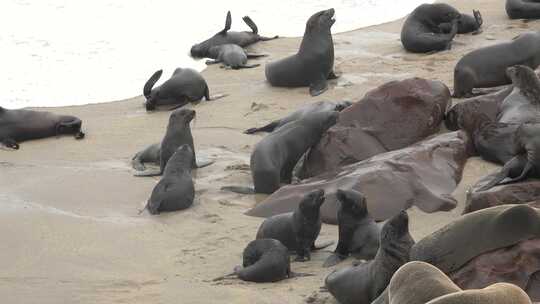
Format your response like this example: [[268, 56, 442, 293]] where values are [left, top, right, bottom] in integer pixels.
[[506, 65, 540, 104]]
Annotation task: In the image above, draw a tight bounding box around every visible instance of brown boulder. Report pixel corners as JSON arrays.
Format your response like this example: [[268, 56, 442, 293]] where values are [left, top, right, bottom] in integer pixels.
[[246, 131, 470, 224], [300, 77, 451, 178]]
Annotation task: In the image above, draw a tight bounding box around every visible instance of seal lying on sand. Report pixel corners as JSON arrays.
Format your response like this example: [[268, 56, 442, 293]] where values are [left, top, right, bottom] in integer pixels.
[[223, 111, 338, 194], [410, 204, 540, 274], [325, 211, 414, 304], [190, 11, 278, 58], [244, 100, 351, 134], [401, 3, 462, 53], [205, 44, 266, 69], [145, 145, 194, 215], [134, 109, 212, 176], [453, 32, 540, 98], [0, 107, 84, 149], [256, 189, 332, 261], [381, 261, 532, 304], [213, 239, 313, 283], [143, 68, 225, 111], [323, 189, 381, 267], [265, 9, 337, 96], [506, 0, 540, 19]]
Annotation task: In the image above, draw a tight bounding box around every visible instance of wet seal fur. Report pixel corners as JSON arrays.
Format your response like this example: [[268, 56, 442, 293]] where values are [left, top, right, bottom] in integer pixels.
[[410, 204, 540, 274], [206, 44, 266, 69], [145, 145, 195, 215], [223, 111, 338, 194], [190, 11, 278, 58], [256, 189, 331, 261], [213, 239, 314, 283], [401, 3, 462, 53], [265, 9, 337, 96], [143, 68, 225, 111], [244, 100, 351, 134], [506, 0, 540, 19], [325, 211, 414, 304], [134, 109, 207, 176], [453, 32, 540, 98], [323, 189, 381, 267], [0, 107, 84, 149]]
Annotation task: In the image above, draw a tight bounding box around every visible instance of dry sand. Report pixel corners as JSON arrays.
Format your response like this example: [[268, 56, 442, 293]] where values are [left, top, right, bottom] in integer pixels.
[[1, 0, 538, 303]]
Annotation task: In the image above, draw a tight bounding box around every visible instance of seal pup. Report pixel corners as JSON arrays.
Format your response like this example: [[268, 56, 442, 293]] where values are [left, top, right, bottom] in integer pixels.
[[453, 32, 540, 98], [439, 10, 483, 35], [145, 145, 195, 215], [506, 0, 540, 19], [498, 65, 540, 124], [256, 189, 332, 261], [143, 68, 225, 111], [323, 189, 382, 267], [0, 107, 84, 149], [205, 44, 266, 69], [410, 204, 540, 273], [134, 109, 210, 176], [244, 100, 352, 134], [190, 11, 278, 58], [401, 3, 462, 53], [223, 111, 338, 194], [325, 211, 415, 304], [265, 9, 337, 96], [213, 239, 314, 283]]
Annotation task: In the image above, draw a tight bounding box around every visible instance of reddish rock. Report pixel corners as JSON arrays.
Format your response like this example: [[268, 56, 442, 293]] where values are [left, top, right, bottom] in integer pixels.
[[300, 77, 451, 178], [246, 132, 470, 224], [450, 237, 540, 302]]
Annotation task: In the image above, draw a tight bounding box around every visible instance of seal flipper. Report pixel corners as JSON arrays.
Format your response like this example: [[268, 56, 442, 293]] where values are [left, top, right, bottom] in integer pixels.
[[477, 155, 528, 191], [134, 169, 162, 177], [221, 186, 255, 194], [323, 254, 347, 268], [1, 138, 19, 150], [242, 16, 258, 34], [327, 71, 339, 80], [205, 60, 221, 65], [246, 53, 268, 59], [309, 78, 328, 97], [143, 69, 163, 98], [244, 120, 279, 134], [219, 11, 232, 35]]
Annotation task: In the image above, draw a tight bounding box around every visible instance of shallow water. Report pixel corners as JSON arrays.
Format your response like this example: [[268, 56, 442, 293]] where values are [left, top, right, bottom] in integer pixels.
[[1, 0, 429, 108]]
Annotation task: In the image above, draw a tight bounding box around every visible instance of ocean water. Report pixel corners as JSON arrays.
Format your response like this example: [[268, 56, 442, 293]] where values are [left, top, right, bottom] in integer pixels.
[[1, 0, 429, 109]]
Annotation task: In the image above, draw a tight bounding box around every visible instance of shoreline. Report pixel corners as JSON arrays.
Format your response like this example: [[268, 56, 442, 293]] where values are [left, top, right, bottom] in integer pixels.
[[2, 0, 539, 303]]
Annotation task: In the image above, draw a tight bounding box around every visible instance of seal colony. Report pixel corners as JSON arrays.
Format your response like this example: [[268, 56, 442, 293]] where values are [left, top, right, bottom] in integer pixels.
[[4, 1, 540, 303]]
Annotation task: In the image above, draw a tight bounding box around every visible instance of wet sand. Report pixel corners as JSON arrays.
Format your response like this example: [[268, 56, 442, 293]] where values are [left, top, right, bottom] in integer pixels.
[[1, 0, 538, 303]]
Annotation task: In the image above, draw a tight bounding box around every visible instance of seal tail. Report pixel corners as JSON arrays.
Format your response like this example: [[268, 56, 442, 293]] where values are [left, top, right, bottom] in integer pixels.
[[244, 121, 279, 134], [242, 16, 258, 34], [221, 186, 255, 194]]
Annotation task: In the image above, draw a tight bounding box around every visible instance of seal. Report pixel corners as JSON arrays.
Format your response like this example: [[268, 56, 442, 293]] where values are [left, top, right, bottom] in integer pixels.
[[223, 110, 338, 194], [506, 0, 540, 19], [212, 239, 314, 283], [0, 107, 84, 149], [244, 100, 352, 134], [400, 3, 462, 53], [134, 109, 201, 177], [410, 204, 540, 274], [325, 211, 414, 304], [472, 119, 520, 165], [265, 9, 337, 96], [429, 283, 533, 304], [256, 189, 332, 261], [190, 11, 278, 58], [439, 10, 483, 35], [477, 123, 540, 191], [323, 189, 381, 267], [453, 32, 540, 98], [205, 44, 266, 69], [143, 68, 225, 111], [145, 144, 195, 215], [498, 65, 540, 124]]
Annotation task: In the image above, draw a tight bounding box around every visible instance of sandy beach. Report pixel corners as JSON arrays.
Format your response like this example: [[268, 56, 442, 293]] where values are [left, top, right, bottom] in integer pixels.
[[1, 0, 538, 303]]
